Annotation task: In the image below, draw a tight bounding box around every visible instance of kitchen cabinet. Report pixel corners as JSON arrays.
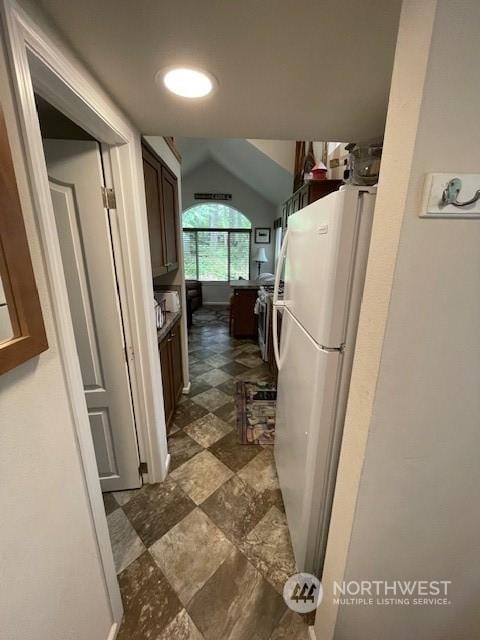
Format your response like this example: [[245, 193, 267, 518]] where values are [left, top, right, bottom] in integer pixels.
[[230, 286, 258, 338], [158, 317, 183, 433], [282, 179, 343, 228], [142, 142, 179, 277]]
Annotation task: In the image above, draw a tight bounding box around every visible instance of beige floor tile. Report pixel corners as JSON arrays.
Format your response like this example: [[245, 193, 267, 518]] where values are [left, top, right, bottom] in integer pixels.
[[150, 508, 234, 606], [158, 609, 204, 639], [197, 368, 232, 387], [184, 413, 233, 448], [239, 506, 296, 594], [106, 508, 145, 574], [192, 387, 231, 411], [170, 450, 233, 505], [237, 446, 279, 493]]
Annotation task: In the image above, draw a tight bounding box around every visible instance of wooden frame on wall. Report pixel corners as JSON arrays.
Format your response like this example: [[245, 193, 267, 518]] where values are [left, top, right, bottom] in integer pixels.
[[0, 106, 48, 374], [255, 227, 271, 244]]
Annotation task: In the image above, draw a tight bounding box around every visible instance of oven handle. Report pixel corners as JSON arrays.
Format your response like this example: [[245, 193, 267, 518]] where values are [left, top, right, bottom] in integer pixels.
[[272, 229, 288, 370]]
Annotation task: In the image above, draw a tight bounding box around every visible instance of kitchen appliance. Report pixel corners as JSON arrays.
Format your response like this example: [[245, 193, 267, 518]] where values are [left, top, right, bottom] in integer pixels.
[[272, 185, 376, 576], [159, 290, 180, 313], [257, 282, 283, 360]]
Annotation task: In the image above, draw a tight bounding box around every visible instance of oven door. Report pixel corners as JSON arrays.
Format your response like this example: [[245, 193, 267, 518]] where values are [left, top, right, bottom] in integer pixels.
[[257, 298, 268, 360]]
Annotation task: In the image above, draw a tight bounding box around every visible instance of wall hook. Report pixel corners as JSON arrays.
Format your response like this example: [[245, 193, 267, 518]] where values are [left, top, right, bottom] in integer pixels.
[[440, 177, 480, 208]]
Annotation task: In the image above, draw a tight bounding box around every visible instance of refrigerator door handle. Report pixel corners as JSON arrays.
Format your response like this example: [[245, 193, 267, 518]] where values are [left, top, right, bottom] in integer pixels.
[[272, 229, 289, 370]]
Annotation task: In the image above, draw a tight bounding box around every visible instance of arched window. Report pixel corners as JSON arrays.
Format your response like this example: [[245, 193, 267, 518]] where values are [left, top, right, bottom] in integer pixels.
[[182, 204, 252, 281]]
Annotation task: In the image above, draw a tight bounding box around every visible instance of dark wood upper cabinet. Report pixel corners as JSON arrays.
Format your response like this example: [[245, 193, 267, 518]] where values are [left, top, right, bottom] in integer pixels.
[[141, 141, 179, 277], [143, 150, 166, 276], [161, 166, 178, 270], [282, 179, 344, 228]]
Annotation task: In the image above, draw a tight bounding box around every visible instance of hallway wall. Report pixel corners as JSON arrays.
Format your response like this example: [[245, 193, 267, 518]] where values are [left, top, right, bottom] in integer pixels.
[[316, 1, 480, 639], [0, 21, 114, 640]]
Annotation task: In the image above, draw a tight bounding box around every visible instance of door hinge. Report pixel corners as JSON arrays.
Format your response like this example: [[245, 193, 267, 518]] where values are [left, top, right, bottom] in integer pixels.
[[102, 186, 116, 209], [139, 461, 148, 475]]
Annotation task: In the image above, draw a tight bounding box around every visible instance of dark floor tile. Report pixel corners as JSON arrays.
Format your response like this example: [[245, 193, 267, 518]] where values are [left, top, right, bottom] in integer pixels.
[[216, 378, 236, 397], [221, 360, 250, 377], [189, 360, 213, 376], [117, 551, 182, 640], [201, 476, 272, 545], [123, 479, 195, 547], [103, 491, 119, 515], [168, 431, 204, 470], [189, 380, 212, 398], [190, 348, 217, 362], [188, 547, 285, 640], [213, 400, 237, 426], [269, 609, 311, 640], [208, 430, 262, 472], [172, 400, 209, 429]]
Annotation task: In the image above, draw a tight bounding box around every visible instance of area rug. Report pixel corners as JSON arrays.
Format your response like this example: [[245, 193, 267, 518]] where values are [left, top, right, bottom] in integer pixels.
[[236, 381, 276, 445]]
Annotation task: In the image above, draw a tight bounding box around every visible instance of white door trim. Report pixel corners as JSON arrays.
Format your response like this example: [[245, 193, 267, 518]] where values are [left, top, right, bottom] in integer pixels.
[[1, 0, 170, 628]]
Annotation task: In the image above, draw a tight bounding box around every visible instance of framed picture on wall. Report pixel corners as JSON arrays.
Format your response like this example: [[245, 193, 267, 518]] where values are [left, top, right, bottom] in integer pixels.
[[255, 227, 271, 244]]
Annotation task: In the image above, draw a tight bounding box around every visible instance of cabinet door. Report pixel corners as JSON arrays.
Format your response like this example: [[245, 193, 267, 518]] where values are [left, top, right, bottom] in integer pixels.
[[159, 336, 174, 430], [161, 166, 179, 271], [142, 148, 166, 277], [232, 289, 258, 338], [299, 185, 310, 210], [170, 322, 183, 402]]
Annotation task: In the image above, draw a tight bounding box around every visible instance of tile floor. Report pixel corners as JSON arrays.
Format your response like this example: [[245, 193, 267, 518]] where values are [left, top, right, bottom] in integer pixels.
[[104, 306, 310, 639]]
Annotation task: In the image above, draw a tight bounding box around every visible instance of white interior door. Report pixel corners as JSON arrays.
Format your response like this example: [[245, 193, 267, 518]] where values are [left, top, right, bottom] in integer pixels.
[[44, 139, 141, 492], [274, 308, 342, 573]]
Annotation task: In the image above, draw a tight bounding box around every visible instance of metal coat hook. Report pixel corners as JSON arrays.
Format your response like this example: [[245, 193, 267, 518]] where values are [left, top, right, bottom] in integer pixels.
[[439, 177, 480, 208]]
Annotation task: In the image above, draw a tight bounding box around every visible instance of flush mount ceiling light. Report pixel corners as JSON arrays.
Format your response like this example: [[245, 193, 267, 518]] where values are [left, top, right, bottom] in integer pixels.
[[159, 67, 216, 98]]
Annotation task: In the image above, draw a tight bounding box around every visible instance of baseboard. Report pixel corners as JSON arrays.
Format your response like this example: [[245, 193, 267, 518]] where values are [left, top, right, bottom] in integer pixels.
[[182, 381, 191, 394], [203, 301, 230, 306], [308, 626, 317, 640]]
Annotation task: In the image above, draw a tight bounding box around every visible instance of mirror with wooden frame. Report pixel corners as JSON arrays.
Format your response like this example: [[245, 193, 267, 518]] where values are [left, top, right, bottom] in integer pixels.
[[0, 106, 48, 374]]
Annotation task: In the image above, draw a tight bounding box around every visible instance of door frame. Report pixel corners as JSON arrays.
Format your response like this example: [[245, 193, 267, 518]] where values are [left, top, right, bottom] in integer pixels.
[[1, 0, 171, 628]]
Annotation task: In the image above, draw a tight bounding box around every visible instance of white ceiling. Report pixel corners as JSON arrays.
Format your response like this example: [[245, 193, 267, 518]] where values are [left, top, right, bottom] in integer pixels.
[[175, 138, 293, 205], [36, 0, 402, 141]]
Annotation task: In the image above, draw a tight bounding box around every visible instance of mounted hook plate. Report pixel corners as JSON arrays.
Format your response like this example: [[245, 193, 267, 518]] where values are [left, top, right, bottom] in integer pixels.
[[420, 173, 480, 218]]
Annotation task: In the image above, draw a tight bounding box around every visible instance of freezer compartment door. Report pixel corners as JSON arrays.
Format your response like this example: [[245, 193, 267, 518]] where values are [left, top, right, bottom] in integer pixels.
[[284, 187, 372, 347], [274, 308, 342, 573]]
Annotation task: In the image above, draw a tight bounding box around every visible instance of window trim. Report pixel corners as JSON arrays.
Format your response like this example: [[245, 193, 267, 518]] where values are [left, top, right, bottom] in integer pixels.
[[183, 227, 251, 282]]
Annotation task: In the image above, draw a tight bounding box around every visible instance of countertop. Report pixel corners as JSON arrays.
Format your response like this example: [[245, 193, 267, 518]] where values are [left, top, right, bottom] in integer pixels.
[[229, 280, 261, 289], [157, 310, 182, 343]]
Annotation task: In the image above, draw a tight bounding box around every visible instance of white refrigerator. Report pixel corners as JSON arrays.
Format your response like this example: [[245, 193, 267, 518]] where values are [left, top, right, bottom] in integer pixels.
[[273, 185, 376, 576]]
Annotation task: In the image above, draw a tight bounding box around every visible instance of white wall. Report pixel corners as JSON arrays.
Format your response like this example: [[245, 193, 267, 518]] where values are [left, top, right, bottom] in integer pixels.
[[316, 2, 480, 639], [182, 158, 277, 303], [0, 27, 113, 640], [246, 139, 295, 174]]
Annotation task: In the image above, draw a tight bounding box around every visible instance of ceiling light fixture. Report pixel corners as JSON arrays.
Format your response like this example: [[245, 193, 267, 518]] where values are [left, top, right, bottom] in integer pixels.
[[160, 67, 216, 98]]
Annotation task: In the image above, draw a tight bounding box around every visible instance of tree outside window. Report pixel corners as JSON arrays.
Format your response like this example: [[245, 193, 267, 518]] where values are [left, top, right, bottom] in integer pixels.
[[183, 204, 251, 281]]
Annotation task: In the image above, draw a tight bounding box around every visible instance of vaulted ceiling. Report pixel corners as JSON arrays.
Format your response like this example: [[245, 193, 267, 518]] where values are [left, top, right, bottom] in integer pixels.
[[175, 138, 293, 205], [35, 0, 402, 141]]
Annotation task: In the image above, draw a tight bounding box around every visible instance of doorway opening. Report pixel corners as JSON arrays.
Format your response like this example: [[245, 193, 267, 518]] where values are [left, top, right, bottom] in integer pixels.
[[35, 95, 147, 577]]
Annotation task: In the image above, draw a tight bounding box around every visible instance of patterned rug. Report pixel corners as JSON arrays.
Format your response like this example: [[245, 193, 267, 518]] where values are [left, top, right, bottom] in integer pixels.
[[236, 381, 276, 445]]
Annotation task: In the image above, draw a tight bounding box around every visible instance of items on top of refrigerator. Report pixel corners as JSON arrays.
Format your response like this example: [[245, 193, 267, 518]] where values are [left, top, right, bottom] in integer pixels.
[[345, 142, 383, 186]]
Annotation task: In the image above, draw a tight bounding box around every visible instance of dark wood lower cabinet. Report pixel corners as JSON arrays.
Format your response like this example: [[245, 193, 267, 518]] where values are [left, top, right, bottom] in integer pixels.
[[158, 318, 183, 433], [230, 288, 258, 338]]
